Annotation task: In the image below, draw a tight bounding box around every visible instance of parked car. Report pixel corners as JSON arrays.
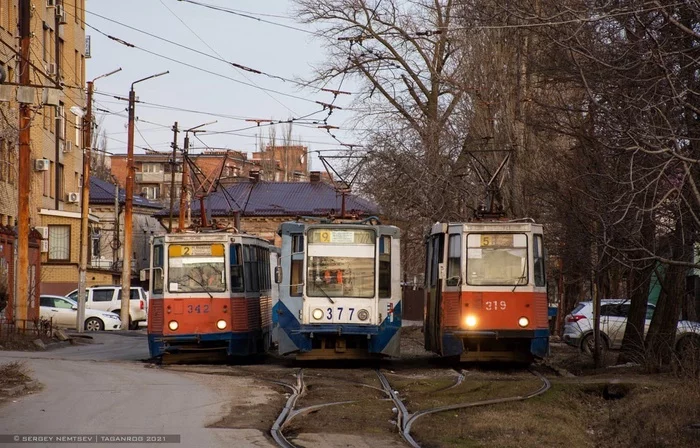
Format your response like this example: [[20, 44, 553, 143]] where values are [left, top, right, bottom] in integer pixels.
[[65, 286, 148, 330], [40, 295, 121, 331], [563, 299, 700, 354]]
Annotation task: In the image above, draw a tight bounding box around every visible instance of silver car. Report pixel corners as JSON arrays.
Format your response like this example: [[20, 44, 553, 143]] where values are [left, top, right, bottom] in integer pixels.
[[563, 299, 700, 354]]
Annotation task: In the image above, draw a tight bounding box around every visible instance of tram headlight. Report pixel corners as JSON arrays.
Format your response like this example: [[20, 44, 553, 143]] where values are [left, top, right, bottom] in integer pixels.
[[357, 309, 370, 321], [518, 317, 529, 328], [465, 315, 477, 328], [312, 308, 324, 320], [216, 319, 227, 330], [168, 320, 179, 331]]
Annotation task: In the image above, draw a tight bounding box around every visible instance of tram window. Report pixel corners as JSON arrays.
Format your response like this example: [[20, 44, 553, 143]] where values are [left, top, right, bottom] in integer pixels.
[[152, 245, 163, 294], [292, 234, 304, 253], [230, 244, 244, 292], [290, 259, 303, 296], [446, 234, 461, 286], [244, 245, 260, 292], [430, 235, 443, 287], [534, 234, 546, 287], [379, 236, 391, 298], [466, 233, 528, 286]]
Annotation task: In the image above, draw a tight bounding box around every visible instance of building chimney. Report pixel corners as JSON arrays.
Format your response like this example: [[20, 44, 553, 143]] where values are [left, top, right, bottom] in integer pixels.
[[309, 171, 321, 183], [249, 170, 261, 183]]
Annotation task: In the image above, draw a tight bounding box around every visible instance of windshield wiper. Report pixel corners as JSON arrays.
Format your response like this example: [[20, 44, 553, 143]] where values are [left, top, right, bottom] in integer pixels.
[[185, 274, 213, 299], [313, 281, 335, 304]]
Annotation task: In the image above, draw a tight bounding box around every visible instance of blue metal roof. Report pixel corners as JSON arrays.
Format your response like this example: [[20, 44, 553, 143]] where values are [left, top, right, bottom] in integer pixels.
[[157, 181, 378, 217], [90, 177, 163, 209]]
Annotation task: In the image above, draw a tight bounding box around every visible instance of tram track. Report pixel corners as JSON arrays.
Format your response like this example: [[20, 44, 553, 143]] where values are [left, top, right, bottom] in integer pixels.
[[378, 368, 551, 448]]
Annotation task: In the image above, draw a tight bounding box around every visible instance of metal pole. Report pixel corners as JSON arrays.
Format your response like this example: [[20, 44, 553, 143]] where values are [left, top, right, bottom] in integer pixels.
[[178, 133, 189, 232], [168, 122, 178, 232], [76, 81, 93, 333], [120, 71, 168, 329], [16, 0, 31, 324], [77, 68, 120, 333], [120, 88, 136, 329]]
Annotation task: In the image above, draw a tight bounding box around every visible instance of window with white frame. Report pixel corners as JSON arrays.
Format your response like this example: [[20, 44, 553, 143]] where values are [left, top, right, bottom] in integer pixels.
[[141, 185, 159, 200], [48, 225, 71, 261], [142, 163, 162, 173]]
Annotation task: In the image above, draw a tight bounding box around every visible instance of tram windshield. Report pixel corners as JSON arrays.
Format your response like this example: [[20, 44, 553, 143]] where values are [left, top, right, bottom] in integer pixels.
[[466, 233, 528, 286], [306, 228, 375, 298], [167, 244, 226, 293]]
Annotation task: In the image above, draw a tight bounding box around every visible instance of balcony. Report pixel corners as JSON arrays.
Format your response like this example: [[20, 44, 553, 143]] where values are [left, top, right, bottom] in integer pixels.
[[135, 172, 164, 183]]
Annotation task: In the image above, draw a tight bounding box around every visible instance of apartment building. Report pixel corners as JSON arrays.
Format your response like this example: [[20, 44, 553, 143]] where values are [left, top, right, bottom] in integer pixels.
[[0, 1, 88, 294], [110, 146, 310, 207]]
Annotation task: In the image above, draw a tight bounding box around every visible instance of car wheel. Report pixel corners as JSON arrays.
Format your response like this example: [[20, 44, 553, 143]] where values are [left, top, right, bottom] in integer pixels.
[[581, 333, 608, 356], [129, 318, 138, 330], [85, 317, 104, 332]]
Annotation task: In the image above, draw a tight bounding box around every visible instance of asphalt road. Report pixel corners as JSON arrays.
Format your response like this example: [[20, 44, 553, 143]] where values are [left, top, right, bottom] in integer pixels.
[[0, 332, 272, 448]]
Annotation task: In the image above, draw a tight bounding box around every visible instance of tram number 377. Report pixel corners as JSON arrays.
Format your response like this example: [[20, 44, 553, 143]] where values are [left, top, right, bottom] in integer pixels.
[[325, 307, 356, 320], [484, 300, 507, 311]]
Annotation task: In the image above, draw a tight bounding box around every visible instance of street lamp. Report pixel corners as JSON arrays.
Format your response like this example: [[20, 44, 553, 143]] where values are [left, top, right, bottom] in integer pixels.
[[120, 71, 169, 330], [76, 67, 121, 333], [177, 121, 216, 231]]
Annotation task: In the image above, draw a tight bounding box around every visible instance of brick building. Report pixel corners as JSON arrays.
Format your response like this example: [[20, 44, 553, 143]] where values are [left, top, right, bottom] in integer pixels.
[[0, 1, 88, 296], [110, 145, 309, 207]]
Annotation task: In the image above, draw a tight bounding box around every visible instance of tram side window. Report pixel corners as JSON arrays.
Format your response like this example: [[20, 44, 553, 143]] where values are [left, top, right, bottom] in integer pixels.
[[446, 234, 461, 286], [534, 234, 546, 287], [430, 235, 444, 287], [290, 233, 303, 296], [230, 244, 244, 292], [379, 236, 391, 298], [152, 245, 163, 294], [257, 247, 270, 290], [244, 245, 260, 292]]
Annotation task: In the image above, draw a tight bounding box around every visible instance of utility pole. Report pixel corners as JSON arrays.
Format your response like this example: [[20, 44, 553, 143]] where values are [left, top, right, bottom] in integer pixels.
[[168, 122, 179, 232], [178, 122, 215, 231], [16, 0, 31, 324], [121, 71, 168, 329], [178, 133, 189, 232], [77, 68, 121, 333]]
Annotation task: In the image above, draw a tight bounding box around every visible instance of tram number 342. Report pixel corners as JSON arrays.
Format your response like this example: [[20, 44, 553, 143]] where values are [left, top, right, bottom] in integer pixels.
[[484, 300, 507, 311], [187, 304, 210, 314]]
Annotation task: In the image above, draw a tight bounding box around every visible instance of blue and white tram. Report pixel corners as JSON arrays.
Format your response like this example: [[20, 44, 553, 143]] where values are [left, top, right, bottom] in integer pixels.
[[273, 220, 402, 359]]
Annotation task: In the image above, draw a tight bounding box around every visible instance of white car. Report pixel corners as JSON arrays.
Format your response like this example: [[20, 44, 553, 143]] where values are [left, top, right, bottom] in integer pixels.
[[563, 299, 700, 354], [40, 295, 122, 331], [66, 286, 148, 330]]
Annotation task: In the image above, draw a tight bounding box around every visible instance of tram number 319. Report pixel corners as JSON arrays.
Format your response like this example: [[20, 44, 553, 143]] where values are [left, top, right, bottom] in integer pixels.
[[484, 300, 507, 311]]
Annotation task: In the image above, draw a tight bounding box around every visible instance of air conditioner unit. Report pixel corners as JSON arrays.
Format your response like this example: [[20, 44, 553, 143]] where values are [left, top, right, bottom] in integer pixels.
[[56, 5, 67, 24], [66, 192, 80, 203], [34, 158, 50, 171], [46, 0, 56, 7], [45, 63, 56, 76], [35, 226, 49, 239], [41, 240, 49, 253], [63, 141, 73, 153]]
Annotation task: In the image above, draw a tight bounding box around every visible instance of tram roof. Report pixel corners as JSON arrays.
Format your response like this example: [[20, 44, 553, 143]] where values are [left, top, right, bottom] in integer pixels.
[[431, 221, 543, 234]]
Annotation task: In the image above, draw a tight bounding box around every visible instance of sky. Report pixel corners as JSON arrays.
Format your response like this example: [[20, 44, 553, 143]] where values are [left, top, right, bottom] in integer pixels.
[[85, 0, 360, 171]]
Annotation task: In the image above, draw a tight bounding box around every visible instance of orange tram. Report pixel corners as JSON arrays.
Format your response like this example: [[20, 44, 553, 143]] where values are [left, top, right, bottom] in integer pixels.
[[424, 221, 549, 362], [147, 232, 273, 359]]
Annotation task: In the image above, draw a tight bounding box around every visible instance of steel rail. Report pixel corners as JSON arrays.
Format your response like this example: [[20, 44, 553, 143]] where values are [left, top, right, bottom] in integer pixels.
[[402, 369, 551, 446], [271, 369, 305, 448]]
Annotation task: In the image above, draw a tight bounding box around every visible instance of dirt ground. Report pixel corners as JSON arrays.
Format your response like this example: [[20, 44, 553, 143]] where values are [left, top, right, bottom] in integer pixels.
[[0, 361, 41, 404]]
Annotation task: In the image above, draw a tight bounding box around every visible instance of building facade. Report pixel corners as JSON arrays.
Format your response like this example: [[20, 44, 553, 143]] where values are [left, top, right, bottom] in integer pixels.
[[110, 146, 310, 207], [0, 1, 88, 295]]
